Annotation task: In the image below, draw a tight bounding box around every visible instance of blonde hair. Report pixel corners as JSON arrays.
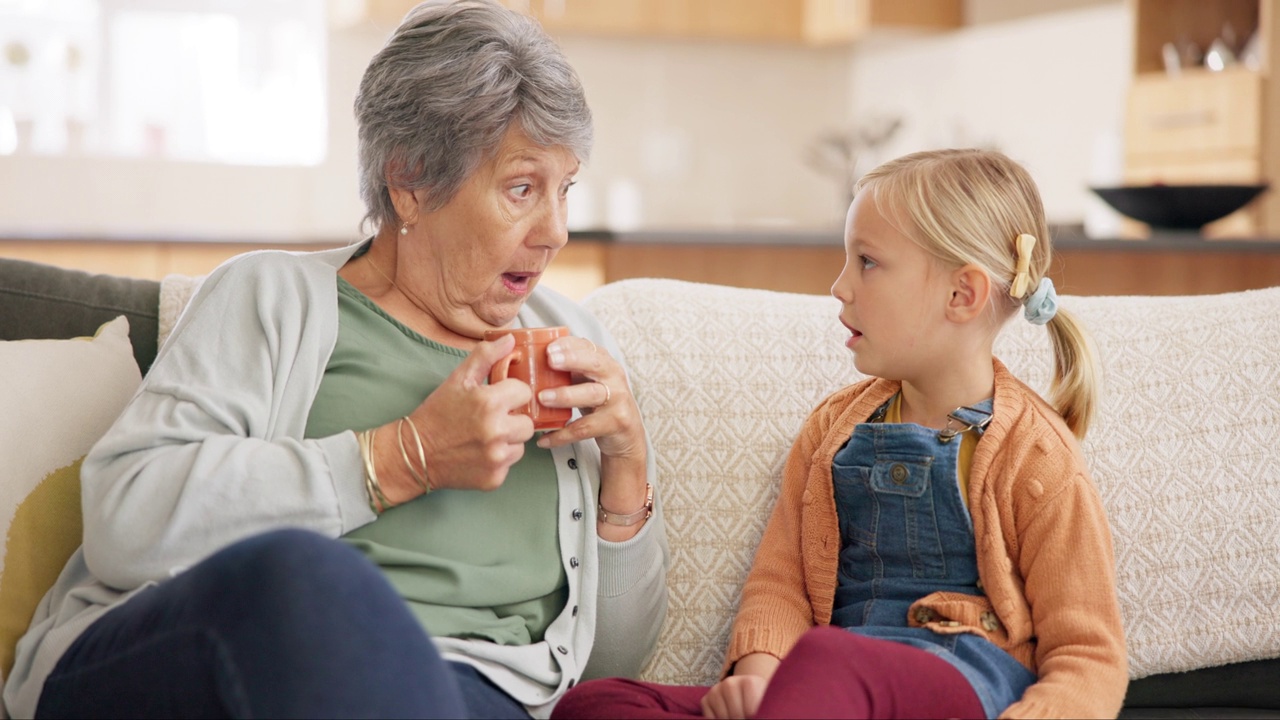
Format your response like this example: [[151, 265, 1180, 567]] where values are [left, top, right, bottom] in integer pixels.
[[853, 148, 1097, 438]]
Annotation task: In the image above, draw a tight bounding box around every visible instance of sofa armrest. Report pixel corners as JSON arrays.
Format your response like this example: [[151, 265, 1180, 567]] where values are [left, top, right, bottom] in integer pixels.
[[0, 257, 161, 374]]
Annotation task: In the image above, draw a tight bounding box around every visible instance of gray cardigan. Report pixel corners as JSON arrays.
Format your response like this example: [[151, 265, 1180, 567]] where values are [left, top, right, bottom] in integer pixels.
[[4, 244, 668, 719]]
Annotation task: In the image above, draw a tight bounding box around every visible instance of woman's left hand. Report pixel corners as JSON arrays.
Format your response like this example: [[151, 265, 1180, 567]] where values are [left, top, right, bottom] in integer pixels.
[[537, 336, 650, 540], [534, 337, 645, 463]]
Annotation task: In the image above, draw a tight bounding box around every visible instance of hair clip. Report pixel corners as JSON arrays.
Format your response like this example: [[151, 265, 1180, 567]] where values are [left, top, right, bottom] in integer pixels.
[[1010, 233, 1036, 299]]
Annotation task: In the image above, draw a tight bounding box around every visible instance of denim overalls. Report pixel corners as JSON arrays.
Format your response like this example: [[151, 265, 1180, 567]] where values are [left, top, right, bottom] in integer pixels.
[[830, 398, 1036, 719]]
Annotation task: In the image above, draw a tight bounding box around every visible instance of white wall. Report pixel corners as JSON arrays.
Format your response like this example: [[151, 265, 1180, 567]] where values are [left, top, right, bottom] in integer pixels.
[[556, 36, 853, 231], [0, 2, 1131, 241], [846, 3, 1131, 225]]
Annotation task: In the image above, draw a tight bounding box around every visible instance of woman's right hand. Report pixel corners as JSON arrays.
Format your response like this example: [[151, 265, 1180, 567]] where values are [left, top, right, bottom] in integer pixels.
[[376, 334, 536, 501]]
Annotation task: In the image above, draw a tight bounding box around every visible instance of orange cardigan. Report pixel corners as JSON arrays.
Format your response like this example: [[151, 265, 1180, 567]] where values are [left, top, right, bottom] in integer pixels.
[[725, 359, 1128, 719]]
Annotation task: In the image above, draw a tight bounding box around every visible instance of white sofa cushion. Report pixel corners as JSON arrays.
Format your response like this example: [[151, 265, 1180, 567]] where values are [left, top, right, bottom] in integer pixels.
[[583, 278, 1280, 684], [0, 317, 141, 703]]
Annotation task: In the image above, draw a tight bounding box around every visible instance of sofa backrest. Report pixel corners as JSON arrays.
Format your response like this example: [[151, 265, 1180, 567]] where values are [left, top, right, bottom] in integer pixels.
[[0, 257, 161, 374], [582, 278, 1280, 685]]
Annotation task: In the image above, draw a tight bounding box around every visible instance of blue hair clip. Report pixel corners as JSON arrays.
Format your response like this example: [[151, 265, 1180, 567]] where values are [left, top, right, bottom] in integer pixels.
[[1023, 277, 1058, 325]]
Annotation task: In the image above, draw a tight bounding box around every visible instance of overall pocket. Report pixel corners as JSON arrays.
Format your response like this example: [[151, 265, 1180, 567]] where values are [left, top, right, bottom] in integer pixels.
[[832, 463, 877, 582], [868, 456, 946, 579]]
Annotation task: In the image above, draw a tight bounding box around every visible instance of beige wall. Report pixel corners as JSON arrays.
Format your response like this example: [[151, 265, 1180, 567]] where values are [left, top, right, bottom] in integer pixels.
[[0, 1, 1129, 241]]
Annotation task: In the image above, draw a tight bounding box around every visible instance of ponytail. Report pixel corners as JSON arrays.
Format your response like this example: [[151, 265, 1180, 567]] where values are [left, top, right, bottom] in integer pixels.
[[1043, 305, 1098, 439]]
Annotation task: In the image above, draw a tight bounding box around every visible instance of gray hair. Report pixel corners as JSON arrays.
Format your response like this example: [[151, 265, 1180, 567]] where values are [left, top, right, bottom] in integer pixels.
[[354, 0, 593, 233]]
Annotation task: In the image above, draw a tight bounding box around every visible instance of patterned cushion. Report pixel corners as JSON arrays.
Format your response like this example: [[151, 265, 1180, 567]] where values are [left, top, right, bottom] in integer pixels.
[[0, 317, 141, 696], [583, 279, 1280, 684]]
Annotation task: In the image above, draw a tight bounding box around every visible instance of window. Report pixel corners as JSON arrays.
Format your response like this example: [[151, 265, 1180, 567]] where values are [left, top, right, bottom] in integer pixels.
[[0, 0, 326, 165]]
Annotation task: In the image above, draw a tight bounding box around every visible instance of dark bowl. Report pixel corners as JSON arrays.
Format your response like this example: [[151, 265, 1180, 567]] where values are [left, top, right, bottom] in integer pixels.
[[1090, 184, 1269, 230]]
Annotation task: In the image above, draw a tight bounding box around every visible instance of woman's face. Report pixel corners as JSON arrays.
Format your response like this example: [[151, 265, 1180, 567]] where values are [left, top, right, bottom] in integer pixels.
[[403, 123, 579, 340]]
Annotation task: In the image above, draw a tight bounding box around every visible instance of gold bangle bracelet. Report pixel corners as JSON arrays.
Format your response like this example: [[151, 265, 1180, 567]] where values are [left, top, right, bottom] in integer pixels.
[[598, 482, 653, 527], [358, 427, 391, 514], [396, 416, 431, 494]]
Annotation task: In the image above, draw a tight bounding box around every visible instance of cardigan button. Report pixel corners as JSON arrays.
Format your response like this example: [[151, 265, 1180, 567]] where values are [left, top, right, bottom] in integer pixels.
[[558, 645, 569, 655], [980, 611, 1001, 632], [569, 557, 579, 569], [572, 509, 583, 521], [567, 458, 578, 470]]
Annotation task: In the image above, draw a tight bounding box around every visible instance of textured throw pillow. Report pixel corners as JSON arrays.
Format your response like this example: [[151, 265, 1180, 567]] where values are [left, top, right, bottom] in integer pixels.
[[585, 279, 1280, 686], [0, 316, 141, 697]]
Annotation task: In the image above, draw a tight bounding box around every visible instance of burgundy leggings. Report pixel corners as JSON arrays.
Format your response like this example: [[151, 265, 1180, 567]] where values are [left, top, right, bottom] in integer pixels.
[[553, 626, 985, 720]]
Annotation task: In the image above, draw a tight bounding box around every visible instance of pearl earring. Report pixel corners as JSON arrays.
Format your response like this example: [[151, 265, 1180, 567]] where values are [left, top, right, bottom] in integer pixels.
[[399, 223, 409, 236]]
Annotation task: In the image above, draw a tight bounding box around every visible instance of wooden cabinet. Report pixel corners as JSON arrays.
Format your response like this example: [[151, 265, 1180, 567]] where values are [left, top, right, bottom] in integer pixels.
[[1125, 70, 1261, 158], [516, 0, 961, 44], [365, 0, 962, 45], [1122, 0, 1280, 237], [596, 238, 1280, 297]]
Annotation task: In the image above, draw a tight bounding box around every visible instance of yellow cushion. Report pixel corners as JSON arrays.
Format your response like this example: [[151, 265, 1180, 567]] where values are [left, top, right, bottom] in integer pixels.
[[0, 459, 82, 679], [0, 317, 140, 689]]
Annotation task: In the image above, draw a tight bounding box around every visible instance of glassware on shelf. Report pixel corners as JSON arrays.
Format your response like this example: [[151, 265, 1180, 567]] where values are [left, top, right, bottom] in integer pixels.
[[1205, 37, 1236, 71], [1177, 36, 1203, 69], [1162, 41, 1182, 76], [1240, 29, 1261, 71]]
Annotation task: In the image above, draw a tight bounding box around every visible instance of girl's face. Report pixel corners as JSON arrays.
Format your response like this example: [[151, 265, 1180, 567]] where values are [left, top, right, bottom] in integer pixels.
[[830, 189, 953, 382]]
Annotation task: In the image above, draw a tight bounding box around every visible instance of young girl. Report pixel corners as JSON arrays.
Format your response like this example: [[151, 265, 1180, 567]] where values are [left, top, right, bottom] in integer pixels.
[[551, 149, 1128, 719]]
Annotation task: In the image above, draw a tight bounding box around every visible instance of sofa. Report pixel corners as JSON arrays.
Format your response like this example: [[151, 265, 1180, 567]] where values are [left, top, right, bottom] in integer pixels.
[[2, 254, 1279, 718]]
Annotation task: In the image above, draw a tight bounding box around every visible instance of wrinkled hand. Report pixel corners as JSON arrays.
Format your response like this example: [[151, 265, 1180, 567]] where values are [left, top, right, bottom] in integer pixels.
[[701, 675, 768, 720], [410, 333, 535, 492], [533, 336, 646, 464]]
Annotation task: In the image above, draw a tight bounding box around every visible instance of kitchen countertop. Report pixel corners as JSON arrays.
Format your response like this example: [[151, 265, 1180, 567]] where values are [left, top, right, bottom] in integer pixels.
[[5, 226, 1277, 295]]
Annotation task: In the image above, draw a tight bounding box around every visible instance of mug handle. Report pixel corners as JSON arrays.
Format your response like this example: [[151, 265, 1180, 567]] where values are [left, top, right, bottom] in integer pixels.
[[490, 349, 523, 383]]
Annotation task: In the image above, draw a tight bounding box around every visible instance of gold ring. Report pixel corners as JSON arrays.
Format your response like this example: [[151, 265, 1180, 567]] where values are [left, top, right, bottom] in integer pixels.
[[600, 382, 611, 407]]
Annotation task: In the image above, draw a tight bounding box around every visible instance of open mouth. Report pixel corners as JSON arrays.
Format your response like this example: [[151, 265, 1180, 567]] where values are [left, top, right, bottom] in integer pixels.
[[840, 318, 862, 346], [503, 271, 539, 295]]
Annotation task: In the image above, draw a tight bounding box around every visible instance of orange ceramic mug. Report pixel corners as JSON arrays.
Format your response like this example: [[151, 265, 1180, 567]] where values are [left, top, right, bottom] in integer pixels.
[[484, 325, 573, 430]]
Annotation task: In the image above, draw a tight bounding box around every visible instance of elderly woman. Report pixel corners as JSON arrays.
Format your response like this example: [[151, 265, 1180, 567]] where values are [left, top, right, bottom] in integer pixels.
[[3, 2, 667, 718]]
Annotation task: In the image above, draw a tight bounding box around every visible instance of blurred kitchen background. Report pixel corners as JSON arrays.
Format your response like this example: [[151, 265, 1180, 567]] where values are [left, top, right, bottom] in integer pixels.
[[2, 0, 1279, 297]]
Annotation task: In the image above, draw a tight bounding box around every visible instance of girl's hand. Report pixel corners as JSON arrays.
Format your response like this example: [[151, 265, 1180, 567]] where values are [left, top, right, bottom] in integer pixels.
[[701, 675, 768, 719], [700, 652, 779, 720]]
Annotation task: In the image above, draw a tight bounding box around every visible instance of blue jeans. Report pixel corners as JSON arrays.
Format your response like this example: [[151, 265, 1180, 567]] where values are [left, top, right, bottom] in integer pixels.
[[35, 529, 530, 719]]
